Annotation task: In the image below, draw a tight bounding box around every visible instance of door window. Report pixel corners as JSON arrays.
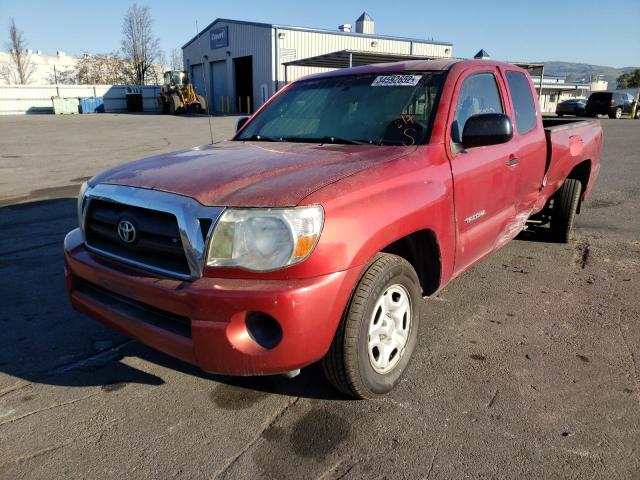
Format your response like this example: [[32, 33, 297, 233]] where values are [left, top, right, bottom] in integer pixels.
[[505, 71, 538, 134], [452, 73, 503, 144]]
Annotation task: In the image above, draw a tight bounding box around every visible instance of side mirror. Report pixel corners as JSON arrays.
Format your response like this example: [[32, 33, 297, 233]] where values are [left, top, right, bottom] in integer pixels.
[[462, 113, 513, 149], [236, 116, 250, 132]]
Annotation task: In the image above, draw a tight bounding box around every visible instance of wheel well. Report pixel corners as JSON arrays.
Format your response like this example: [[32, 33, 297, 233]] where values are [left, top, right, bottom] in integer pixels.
[[567, 160, 591, 213], [380, 229, 441, 296]]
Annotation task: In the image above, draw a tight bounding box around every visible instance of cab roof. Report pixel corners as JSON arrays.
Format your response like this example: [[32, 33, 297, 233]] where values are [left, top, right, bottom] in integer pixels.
[[300, 59, 525, 82]]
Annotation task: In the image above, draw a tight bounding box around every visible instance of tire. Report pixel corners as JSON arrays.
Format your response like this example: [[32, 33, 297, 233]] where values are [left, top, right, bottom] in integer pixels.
[[550, 178, 582, 243], [609, 107, 622, 119], [322, 253, 421, 399], [197, 95, 207, 113], [557, 113, 563, 117], [168, 94, 182, 115]]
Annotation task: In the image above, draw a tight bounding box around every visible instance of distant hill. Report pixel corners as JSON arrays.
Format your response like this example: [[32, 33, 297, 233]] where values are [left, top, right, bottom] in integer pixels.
[[540, 61, 638, 87]]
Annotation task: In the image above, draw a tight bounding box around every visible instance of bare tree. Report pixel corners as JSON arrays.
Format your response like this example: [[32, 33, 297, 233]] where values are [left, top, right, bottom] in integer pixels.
[[0, 19, 36, 84], [170, 47, 183, 71], [120, 4, 161, 85]]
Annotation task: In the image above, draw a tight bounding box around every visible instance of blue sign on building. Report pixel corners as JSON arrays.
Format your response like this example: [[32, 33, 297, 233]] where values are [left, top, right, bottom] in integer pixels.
[[210, 26, 229, 49]]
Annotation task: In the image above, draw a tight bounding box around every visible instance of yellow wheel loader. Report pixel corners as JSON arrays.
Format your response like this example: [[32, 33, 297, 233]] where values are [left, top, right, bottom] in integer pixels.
[[157, 70, 207, 115]]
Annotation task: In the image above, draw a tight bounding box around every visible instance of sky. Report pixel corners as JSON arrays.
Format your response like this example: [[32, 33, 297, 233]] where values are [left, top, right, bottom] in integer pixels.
[[1, 0, 639, 67]]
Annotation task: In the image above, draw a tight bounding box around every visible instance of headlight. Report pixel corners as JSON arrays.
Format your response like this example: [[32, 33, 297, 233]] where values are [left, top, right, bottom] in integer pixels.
[[206, 206, 323, 271], [77, 181, 89, 230]]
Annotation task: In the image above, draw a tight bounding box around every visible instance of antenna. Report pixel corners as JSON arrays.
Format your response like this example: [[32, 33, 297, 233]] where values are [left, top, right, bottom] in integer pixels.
[[195, 20, 214, 144]]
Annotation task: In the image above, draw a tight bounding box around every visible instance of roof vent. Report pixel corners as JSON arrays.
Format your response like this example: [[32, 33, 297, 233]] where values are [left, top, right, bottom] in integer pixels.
[[474, 49, 490, 59], [355, 12, 374, 34], [338, 24, 351, 32]]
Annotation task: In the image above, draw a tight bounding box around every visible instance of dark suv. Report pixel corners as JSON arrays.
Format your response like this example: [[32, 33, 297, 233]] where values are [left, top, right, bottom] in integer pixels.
[[585, 91, 635, 119]]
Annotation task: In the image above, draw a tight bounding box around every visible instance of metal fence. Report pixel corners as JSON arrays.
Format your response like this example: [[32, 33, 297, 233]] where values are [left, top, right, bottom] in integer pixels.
[[0, 85, 161, 115]]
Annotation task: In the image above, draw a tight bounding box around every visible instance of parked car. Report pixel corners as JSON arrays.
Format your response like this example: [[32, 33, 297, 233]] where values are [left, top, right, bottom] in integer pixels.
[[64, 59, 603, 398], [556, 98, 586, 117], [585, 91, 634, 119]]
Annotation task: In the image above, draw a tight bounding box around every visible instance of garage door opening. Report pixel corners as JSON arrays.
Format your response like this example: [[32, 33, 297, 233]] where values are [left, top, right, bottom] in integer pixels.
[[234, 56, 253, 113]]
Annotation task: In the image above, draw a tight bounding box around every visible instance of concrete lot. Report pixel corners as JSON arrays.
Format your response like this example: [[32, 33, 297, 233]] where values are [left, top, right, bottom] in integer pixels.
[[0, 114, 638, 479]]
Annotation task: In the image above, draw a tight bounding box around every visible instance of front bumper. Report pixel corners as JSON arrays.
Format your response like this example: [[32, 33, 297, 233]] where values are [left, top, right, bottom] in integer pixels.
[[64, 228, 362, 375]]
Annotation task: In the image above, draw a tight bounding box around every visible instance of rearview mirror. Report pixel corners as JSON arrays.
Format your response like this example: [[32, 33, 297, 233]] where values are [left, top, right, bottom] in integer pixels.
[[236, 116, 250, 132], [462, 113, 513, 149]]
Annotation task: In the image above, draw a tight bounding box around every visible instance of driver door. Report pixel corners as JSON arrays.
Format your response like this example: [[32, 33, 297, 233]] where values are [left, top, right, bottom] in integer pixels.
[[445, 68, 518, 275]]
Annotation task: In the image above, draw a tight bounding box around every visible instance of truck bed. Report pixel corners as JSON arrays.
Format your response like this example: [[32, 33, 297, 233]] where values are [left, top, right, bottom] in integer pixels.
[[537, 117, 602, 211], [542, 117, 597, 131]]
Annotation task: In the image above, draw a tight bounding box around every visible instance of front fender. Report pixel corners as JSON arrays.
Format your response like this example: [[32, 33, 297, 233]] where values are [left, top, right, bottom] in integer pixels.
[[299, 147, 456, 284]]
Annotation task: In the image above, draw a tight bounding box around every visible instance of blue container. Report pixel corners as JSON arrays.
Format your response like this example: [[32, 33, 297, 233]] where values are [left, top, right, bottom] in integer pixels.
[[79, 96, 104, 114]]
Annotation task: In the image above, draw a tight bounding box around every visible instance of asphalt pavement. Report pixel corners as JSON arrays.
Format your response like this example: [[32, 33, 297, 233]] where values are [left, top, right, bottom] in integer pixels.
[[0, 114, 638, 479]]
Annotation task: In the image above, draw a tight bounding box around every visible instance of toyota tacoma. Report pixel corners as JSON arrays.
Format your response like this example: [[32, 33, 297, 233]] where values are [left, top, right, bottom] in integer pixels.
[[64, 59, 602, 398]]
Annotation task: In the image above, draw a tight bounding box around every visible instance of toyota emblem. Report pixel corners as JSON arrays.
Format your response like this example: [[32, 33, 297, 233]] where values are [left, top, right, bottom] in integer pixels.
[[117, 219, 137, 244]]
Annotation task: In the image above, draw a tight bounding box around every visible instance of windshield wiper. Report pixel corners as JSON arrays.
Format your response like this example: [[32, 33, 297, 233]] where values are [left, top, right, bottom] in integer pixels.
[[243, 134, 284, 142], [317, 136, 371, 145]]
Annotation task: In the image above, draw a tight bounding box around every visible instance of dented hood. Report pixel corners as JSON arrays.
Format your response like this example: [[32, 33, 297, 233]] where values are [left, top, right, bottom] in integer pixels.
[[90, 141, 415, 207]]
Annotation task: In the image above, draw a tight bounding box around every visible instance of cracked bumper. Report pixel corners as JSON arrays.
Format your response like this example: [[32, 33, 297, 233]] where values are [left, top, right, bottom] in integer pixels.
[[64, 228, 361, 375]]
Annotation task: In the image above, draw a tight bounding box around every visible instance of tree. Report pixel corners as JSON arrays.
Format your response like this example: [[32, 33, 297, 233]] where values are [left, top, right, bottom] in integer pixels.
[[617, 69, 640, 89], [169, 47, 183, 71], [0, 19, 36, 84], [76, 53, 130, 84], [47, 65, 77, 85], [120, 4, 161, 85]]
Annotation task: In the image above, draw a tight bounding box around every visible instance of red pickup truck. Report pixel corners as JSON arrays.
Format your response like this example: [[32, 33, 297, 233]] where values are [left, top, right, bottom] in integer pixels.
[[64, 59, 602, 398]]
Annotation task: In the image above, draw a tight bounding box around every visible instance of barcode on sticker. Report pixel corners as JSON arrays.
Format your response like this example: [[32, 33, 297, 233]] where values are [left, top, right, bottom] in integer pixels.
[[371, 75, 422, 87]]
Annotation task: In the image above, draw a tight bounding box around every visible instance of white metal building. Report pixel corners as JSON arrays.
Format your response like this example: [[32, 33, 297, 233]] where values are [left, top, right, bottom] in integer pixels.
[[182, 13, 453, 114]]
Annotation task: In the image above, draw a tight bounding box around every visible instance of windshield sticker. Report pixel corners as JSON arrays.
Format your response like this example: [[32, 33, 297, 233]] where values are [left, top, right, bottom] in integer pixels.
[[371, 75, 423, 87]]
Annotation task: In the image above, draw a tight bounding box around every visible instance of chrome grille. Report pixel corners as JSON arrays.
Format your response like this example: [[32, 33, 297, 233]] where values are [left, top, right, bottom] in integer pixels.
[[85, 199, 191, 276], [81, 184, 224, 280]]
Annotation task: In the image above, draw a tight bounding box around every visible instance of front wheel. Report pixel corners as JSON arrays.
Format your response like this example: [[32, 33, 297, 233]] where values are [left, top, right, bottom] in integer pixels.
[[322, 253, 421, 399], [168, 94, 182, 115], [609, 107, 622, 119], [550, 178, 582, 243]]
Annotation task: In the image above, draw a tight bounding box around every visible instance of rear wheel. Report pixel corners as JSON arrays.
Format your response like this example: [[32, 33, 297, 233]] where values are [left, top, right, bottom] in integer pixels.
[[322, 253, 421, 399], [196, 95, 207, 113], [609, 107, 622, 119], [550, 178, 582, 243]]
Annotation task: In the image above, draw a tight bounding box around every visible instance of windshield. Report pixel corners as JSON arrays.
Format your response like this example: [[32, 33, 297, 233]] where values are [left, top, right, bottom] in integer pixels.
[[165, 71, 187, 86], [237, 72, 445, 146]]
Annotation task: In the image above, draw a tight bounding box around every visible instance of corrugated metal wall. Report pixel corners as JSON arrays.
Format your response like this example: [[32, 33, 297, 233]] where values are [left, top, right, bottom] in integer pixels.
[[182, 21, 452, 110], [0, 85, 161, 115], [276, 29, 452, 86], [183, 22, 272, 113]]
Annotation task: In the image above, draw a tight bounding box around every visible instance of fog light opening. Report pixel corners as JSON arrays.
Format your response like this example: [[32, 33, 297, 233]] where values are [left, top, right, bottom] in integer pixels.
[[245, 312, 282, 350]]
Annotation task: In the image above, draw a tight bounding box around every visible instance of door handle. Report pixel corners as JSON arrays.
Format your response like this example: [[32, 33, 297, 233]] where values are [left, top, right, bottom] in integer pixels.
[[506, 156, 520, 166]]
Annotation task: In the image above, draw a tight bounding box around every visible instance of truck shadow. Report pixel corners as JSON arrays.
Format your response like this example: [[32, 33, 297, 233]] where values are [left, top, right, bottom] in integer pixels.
[[0, 198, 344, 401], [515, 226, 554, 243]]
